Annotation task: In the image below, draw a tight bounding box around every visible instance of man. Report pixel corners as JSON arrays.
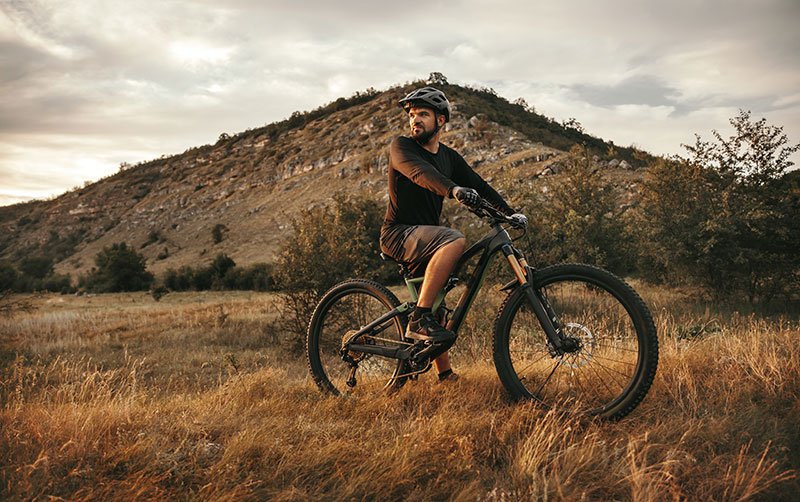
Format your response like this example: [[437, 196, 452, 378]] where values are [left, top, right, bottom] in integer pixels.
[[380, 86, 527, 382]]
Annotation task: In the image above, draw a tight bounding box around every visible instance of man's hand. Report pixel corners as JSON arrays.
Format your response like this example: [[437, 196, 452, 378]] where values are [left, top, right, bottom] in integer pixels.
[[451, 186, 480, 206], [510, 213, 528, 228]]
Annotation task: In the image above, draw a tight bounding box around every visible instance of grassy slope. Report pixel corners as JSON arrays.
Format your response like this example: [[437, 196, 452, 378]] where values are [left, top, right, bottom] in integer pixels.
[[1, 287, 798, 501]]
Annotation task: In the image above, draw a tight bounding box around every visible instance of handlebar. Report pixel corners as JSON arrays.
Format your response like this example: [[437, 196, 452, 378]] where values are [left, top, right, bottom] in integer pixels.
[[461, 198, 527, 230]]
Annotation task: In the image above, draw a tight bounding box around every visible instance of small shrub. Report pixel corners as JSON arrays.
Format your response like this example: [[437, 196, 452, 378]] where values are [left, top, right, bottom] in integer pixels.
[[164, 266, 193, 291], [151, 286, 168, 301], [0, 262, 18, 291], [80, 242, 154, 293], [212, 224, 228, 244], [141, 230, 161, 248], [20, 255, 54, 280]]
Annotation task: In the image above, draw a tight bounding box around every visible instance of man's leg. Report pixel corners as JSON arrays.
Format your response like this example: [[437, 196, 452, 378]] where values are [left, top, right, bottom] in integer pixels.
[[415, 237, 465, 374]]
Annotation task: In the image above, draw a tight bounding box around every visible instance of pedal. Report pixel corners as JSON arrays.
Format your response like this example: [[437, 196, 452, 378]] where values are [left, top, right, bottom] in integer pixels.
[[346, 365, 357, 388]]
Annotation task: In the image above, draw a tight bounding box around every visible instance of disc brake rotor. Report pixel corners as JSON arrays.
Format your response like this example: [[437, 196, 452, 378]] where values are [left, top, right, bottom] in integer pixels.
[[559, 322, 595, 368]]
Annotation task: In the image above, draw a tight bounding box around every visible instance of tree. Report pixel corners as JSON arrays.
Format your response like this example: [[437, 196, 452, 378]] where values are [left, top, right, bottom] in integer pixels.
[[512, 97, 535, 114], [639, 111, 800, 302], [81, 242, 154, 292], [427, 72, 448, 86]]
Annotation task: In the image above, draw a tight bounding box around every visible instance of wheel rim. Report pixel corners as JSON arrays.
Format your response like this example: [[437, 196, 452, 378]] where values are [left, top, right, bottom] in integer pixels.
[[314, 288, 405, 395], [506, 278, 643, 415]]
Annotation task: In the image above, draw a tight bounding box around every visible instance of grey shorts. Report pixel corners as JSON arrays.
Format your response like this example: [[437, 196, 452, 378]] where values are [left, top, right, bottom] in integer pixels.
[[380, 224, 464, 277]]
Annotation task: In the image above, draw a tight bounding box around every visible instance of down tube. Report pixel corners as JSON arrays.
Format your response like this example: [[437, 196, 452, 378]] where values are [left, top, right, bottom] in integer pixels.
[[446, 248, 497, 334]]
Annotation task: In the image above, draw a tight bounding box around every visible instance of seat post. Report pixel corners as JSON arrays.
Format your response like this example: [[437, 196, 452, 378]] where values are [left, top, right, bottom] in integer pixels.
[[380, 252, 413, 280]]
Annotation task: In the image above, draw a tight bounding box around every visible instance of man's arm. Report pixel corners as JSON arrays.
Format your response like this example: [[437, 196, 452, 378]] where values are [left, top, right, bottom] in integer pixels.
[[450, 154, 515, 215], [390, 137, 455, 197]]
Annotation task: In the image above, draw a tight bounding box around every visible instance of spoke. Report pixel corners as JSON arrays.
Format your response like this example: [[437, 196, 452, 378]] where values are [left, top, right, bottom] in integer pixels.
[[575, 362, 603, 406], [584, 356, 619, 399], [534, 360, 561, 396], [513, 350, 552, 377], [590, 352, 638, 368], [593, 340, 640, 353]]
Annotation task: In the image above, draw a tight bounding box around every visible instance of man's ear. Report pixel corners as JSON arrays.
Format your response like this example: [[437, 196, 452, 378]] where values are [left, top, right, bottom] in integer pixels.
[[437, 114, 447, 127]]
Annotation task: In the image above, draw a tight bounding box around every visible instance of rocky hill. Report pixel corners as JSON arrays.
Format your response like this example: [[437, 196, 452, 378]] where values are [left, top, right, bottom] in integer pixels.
[[0, 81, 646, 280]]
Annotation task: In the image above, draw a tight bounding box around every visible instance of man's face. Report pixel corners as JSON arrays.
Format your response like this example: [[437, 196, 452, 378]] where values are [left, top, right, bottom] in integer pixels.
[[408, 106, 443, 142]]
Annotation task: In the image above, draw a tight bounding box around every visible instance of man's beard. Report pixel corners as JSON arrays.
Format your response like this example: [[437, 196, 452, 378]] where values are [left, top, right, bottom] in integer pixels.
[[411, 122, 440, 145]]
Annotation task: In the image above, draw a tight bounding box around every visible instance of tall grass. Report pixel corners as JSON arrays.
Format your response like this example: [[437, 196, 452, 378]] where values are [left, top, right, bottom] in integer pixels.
[[1, 289, 797, 501]]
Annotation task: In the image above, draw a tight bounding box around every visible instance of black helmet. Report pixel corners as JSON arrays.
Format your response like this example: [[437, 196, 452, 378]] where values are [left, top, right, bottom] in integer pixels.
[[399, 86, 451, 122]]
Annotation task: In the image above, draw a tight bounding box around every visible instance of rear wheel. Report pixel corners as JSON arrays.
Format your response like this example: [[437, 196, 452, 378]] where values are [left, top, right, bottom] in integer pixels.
[[493, 264, 658, 419], [306, 279, 409, 396]]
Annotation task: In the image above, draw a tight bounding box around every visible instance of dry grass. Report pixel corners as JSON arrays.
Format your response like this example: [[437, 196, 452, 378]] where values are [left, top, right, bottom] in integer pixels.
[[1, 288, 798, 501]]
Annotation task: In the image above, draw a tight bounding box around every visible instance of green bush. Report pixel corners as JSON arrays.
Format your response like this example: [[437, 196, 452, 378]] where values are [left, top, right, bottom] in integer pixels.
[[160, 257, 275, 292], [512, 145, 635, 274], [272, 192, 396, 335], [151, 286, 168, 301], [273, 192, 395, 293], [221, 263, 275, 291], [80, 242, 154, 293], [163, 266, 194, 291], [638, 111, 800, 302], [40, 274, 74, 294]]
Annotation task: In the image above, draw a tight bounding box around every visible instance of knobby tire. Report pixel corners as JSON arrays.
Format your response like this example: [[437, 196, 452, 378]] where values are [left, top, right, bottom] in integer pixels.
[[306, 279, 408, 396], [492, 264, 658, 419]]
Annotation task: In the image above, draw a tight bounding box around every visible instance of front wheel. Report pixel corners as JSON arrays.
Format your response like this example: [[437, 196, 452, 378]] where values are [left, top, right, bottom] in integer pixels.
[[306, 279, 409, 396], [493, 264, 658, 419]]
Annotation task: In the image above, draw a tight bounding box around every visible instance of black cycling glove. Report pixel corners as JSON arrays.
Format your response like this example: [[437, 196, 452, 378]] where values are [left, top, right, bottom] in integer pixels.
[[451, 186, 480, 206]]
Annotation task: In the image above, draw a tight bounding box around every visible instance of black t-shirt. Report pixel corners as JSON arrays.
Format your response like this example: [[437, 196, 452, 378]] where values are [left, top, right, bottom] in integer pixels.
[[382, 136, 513, 227]]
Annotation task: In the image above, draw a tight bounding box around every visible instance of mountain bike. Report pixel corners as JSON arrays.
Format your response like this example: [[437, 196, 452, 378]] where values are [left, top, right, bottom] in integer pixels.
[[305, 199, 658, 419]]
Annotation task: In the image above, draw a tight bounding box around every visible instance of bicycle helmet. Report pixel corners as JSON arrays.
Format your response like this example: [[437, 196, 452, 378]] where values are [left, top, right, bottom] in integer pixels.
[[399, 87, 451, 122]]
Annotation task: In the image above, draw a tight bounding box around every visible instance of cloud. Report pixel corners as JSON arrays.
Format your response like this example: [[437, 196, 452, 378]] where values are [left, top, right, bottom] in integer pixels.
[[1, 0, 799, 205]]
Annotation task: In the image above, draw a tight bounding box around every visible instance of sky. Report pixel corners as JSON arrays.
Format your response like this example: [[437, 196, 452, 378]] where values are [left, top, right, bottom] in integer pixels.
[[1, 0, 799, 206]]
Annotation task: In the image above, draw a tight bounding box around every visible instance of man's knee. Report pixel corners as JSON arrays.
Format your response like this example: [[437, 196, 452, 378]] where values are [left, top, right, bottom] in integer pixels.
[[437, 235, 465, 258], [448, 236, 466, 253]]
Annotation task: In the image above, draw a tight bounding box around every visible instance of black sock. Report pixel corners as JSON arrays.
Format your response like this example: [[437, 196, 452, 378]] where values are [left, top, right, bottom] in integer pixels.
[[411, 306, 431, 320], [438, 369, 453, 380]]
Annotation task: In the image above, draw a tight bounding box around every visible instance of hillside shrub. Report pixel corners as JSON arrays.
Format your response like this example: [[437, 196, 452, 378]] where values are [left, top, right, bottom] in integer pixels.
[[514, 145, 636, 274], [79, 242, 153, 293], [163, 266, 194, 291], [221, 263, 275, 291], [273, 192, 396, 336], [161, 258, 275, 292], [0, 262, 18, 291], [208, 253, 235, 288], [638, 111, 800, 303], [212, 224, 228, 244], [19, 255, 54, 279]]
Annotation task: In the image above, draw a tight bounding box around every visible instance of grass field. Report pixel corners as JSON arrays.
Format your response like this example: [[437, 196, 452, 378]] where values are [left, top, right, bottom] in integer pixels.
[[1, 287, 798, 501]]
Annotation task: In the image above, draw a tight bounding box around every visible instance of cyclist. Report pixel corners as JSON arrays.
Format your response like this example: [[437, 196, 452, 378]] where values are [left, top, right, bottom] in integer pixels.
[[380, 86, 527, 382]]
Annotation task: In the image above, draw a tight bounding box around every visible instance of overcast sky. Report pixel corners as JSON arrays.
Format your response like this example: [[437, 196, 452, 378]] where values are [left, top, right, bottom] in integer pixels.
[[1, 0, 799, 206]]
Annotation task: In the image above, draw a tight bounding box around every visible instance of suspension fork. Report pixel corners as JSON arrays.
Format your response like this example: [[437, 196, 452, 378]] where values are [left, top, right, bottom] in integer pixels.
[[501, 245, 573, 355]]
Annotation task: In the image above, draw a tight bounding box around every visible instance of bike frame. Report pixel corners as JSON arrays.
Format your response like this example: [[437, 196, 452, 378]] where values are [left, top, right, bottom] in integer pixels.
[[344, 206, 573, 362]]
